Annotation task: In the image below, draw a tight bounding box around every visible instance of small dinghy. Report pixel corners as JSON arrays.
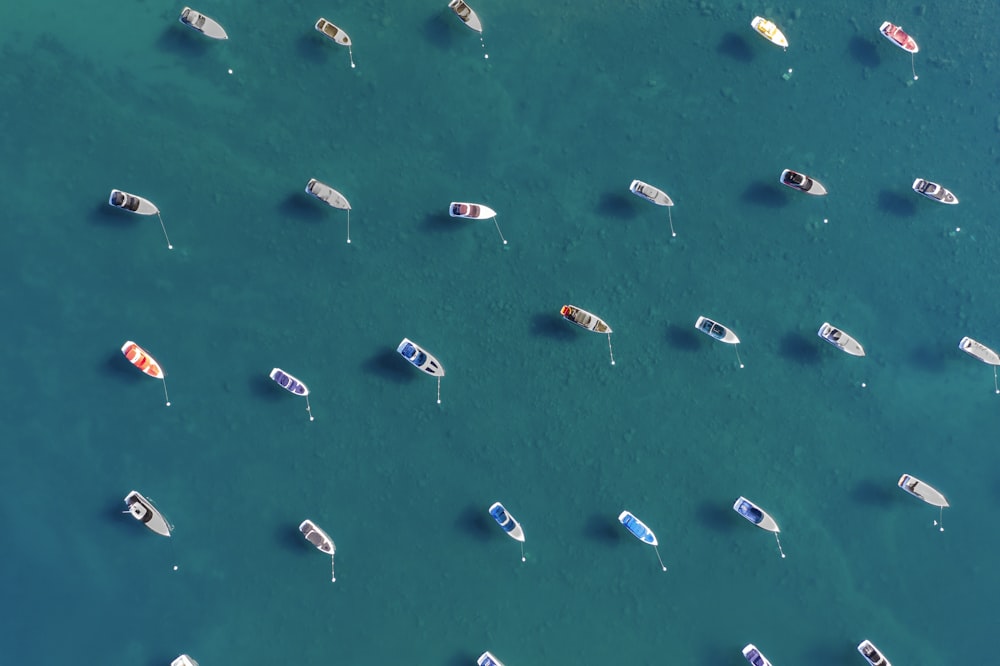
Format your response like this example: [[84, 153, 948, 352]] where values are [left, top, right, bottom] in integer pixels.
[[478, 652, 504, 666], [629, 179, 677, 236], [306, 178, 352, 243], [733, 496, 785, 557], [124, 490, 173, 537], [695, 316, 744, 367], [857, 639, 892, 666], [448, 0, 483, 33], [269, 368, 314, 421], [179, 7, 228, 40], [912, 178, 958, 204], [742, 644, 773, 666], [315, 18, 355, 67], [959, 337, 1000, 393], [751, 16, 788, 49], [299, 519, 337, 582], [897, 473, 948, 531], [171, 656, 199, 666], [879, 22, 919, 79], [397, 338, 445, 403], [109, 189, 173, 249], [618, 510, 667, 571], [121, 341, 171, 406], [560, 305, 615, 365], [489, 502, 525, 561], [780, 169, 828, 196], [450, 202, 507, 245], [818, 322, 866, 357]]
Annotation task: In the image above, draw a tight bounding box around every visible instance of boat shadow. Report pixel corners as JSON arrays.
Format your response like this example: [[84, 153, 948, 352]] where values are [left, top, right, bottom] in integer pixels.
[[276, 523, 309, 552], [908, 343, 949, 373], [694, 501, 733, 533], [422, 14, 457, 52], [529, 313, 575, 341], [851, 478, 895, 507], [101, 352, 145, 383], [877, 190, 917, 217], [716, 32, 754, 63], [777, 332, 822, 366], [279, 193, 326, 223], [249, 374, 287, 401], [455, 505, 493, 542], [665, 324, 701, 352], [421, 211, 465, 235], [596, 192, 638, 220], [294, 33, 331, 65], [154, 26, 213, 58], [847, 36, 881, 68], [444, 652, 477, 666], [741, 182, 788, 209], [88, 202, 133, 227], [362, 349, 416, 383], [582, 514, 622, 545]]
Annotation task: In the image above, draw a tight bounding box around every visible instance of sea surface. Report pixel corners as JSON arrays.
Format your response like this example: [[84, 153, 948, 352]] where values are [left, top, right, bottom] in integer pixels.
[[4, 1, 1000, 664]]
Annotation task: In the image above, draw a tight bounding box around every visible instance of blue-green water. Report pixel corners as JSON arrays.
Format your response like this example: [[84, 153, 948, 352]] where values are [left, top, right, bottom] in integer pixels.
[[4, 1, 1000, 663]]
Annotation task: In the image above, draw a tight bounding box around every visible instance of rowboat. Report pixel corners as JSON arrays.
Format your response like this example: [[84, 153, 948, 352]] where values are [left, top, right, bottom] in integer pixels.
[[618, 510, 667, 570], [305, 179, 352, 243], [818, 322, 866, 357], [448, 0, 483, 33], [898, 473, 948, 531], [857, 639, 892, 666], [269, 368, 314, 421], [315, 18, 355, 67], [879, 21, 918, 53], [300, 519, 337, 582], [124, 490, 173, 537], [912, 178, 958, 204], [751, 17, 788, 49], [742, 643, 773, 666], [121, 341, 171, 405], [780, 169, 828, 196], [179, 7, 228, 40], [478, 652, 504, 666]]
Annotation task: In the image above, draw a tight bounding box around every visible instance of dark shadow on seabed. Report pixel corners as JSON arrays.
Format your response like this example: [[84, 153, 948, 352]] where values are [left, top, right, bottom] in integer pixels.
[[877, 189, 917, 217], [847, 36, 881, 68], [717, 32, 754, 63], [695, 501, 734, 534], [778, 332, 822, 366], [423, 13, 456, 52], [154, 25, 211, 58], [102, 351, 146, 382], [851, 478, 895, 508], [295, 33, 329, 65], [908, 343, 948, 373], [582, 513, 622, 545], [665, 324, 701, 352], [530, 312, 575, 341], [249, 373, 286, 401], [363, 348, 417, 383], [276, 522, 308, 552], [455, 504, 493, 542], [422, 211, 464, 235], [279, 193, 326, 223], [741, 182, 789, 209], [597, 191, 639, 220]]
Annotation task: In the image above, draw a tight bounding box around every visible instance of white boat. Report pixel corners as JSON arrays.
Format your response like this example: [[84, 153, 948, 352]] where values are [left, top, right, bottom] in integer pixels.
[[629, 180, 673, 206], [742, 644, 773, 666], [751, 17, 788, 49], [733, 496, 779, 532], [397, 338, 445, 377], [477, 652, 504, 666], [780, 169, 828, 196], [857, 640, 892, 666], [315, 18, 355, 67], [618, 510, 668, 570], [109, 189, 159, 216], [695, 316, 739, 344], [959, 336, 1000, 365], [912, 178, 958, 204], [488, 502, 525, 542], [171, 656, 199, 666], [179, 7, 228, 40], [818, 322, 866, 356], [448, 0, 483, 33], [560, 305, 612, 334], [306, 179, 351, 210], [897, 474, 948, 508], [449, 202, 496, 219], [124, 490, 172, 537], [300, 519, 337, 582]]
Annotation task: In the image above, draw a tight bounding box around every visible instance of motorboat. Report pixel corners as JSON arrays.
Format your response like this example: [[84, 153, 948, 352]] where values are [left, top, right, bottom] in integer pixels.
[[695, 316, 739, 344], [818, 322, 866, 356], [879, 21, 918, 53], [959, 337, 1000, 365], [560, 305, 612, 334], [397, 338, 445, 377], [897, 474, 948, 508], [857, 639, 892, 666], [124, 490, 172, 537], [477, 652, 504, 666], [122, 341, 171, 405], [751, 17, 788, 49], [179, 7, 228, 40], [448, 0, 483, 33], [171, 656, 199, 666], [780, 169, 828, 196], [449, 202, 496, 219], [300, 519, 337, 582], [618, 510, 667, 570], [315, 18, 356, 67], [912, 178, 958, 204], [629, 180, 673, 207], [742, 644, 773, 666], [109, 189, 159, 216], [306, 179, 351, 210], [269, 368, 314, 421], [733, 496, 779, 532], [488, 502, 525, 542]]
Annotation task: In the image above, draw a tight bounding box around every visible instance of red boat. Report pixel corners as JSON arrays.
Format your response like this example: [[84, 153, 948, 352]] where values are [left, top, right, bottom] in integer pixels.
[[879, 21, 918, 53]]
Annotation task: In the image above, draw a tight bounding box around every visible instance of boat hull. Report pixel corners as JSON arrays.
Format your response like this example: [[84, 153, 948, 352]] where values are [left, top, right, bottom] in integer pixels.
[[857, 640, 892, 666], [397, 338, 446, 377], [880, 21, 918, 53], [270, 368, 309, 396], [179, 7, 228, 40], [818, 322, 866, 356], [477, 652, 504, 666], [695, 316, 739, 344], [959, 337, 1000, 365], [912, 178, 958, 204], [315, 18, 352, 46], [306, 179, 351, 210], [299, 519, 335, 554], [618, 510, 658, 546], [489, 502, 525, 542], [751, 17, 788, 48], [780, 169, 828, 196], [560, 305, 612, 334], [125, 490, 172, 537], [898, 474, 949, 508], [449, 202, 497, 219], [448, 0, 483, 33], [109, 189, 159, 216], [121, 341, 164, 378], [171, 656, 200, 666], [733, 497, 780, 533], [742, 644, 773, 666], [629, 179, 673, 206]]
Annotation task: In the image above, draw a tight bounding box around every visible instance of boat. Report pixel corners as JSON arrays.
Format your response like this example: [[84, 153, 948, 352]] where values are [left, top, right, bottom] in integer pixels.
[[912, 178, 958, 204], [618, 510, 657, 545], [488, 502, 525, 542], [448, 0, 483, 33], [857, 640, 892, 666], [560, 305, 612, 334], [122, 341, 164, 378], [109, 189, 159, 216], [733, 496, 780, 532], [449, 202, 497, 219], [124, 490, 172, 537], [780, 169, 828, 196], [306, 179, 351, 211], [742, 644, 773, 666], [269, 368, 314, 421], [695, 316, 739, 344], [629, 180, 673, 207], [959, 337, 1000, 365], [879, 21, 918, 53], [818, 322, 866, 356], [171, 656, 199, 666], [751, 17, 788, 49], [300, 519, 337, 581], [179, 7, 228, 40], [315, 18, 355, 67], [397, 338, 445, 377], [897, 474, 949, 508], [477, 652, 504, 666]]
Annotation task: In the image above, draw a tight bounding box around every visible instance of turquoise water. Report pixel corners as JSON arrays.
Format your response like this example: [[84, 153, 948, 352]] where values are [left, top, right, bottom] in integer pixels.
[[4, 1, 999, 663]]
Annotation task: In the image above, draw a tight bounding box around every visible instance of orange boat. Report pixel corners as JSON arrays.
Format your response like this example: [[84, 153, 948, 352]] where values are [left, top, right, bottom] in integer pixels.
[[121, 341, 164, 378]]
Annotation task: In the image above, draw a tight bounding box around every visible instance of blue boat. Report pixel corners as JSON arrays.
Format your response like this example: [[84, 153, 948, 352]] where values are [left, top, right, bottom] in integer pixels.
[[477, 652, 504, 666], [269, 368, 314, 421], [488, 502, 525, 542], [618, 510, 658, 545]]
